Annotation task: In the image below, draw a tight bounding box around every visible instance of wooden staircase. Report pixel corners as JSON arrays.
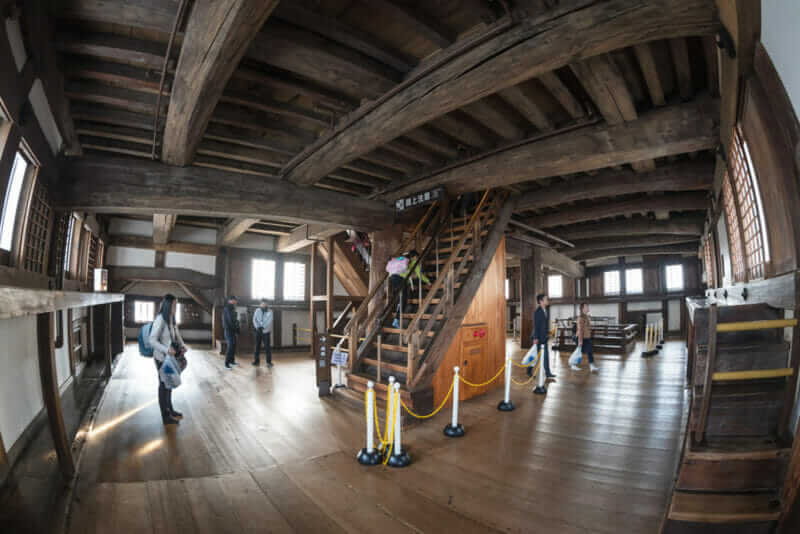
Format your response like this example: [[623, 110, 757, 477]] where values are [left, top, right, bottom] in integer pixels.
[[332, 190, 514, 413], [662, 302, 800, 533]]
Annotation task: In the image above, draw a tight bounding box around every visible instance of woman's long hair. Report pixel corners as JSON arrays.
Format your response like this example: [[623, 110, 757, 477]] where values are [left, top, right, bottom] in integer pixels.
[[159, 294, 176, 325]]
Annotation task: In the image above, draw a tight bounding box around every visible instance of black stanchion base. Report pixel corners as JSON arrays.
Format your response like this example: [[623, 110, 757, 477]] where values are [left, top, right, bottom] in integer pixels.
[[356, 448, 382, 465], [387, 451, 411, 468], [533, 386, 547, 395], [656, 343, 664, 349], [641, 349, 659, 357], [443, 423, 465, 437], [497, 400, 515, 411]]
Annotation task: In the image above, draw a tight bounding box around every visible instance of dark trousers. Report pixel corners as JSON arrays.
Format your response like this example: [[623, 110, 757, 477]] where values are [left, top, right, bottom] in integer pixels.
[[581, 339, 595, 364], [389, 274, 408, 323], [154, 360, 173, 419], [527, 342, 552, 377], [225, 330, 238, 365], [254, 330, 271, 364]]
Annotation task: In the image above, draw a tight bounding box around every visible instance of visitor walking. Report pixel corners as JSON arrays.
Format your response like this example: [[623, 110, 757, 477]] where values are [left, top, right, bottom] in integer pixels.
[[252, 299, 273, 367], [223, 295, 240, 369], [573, 302, 599, 372], [530, 293, 556, 379]]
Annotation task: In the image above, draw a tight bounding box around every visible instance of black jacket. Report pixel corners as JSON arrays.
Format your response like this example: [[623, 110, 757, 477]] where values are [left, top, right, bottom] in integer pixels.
[[532, 306, 549, 344], [223, 303, 239, 334]]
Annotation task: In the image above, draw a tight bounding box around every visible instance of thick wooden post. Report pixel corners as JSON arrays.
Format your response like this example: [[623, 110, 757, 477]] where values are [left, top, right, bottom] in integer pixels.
[[326, 236, 334, 330], [310, 242, 317, 357], [37, 312, 75, 479], [104, 303, 112, 377], [520, 249, 541, 349], [368, 225, 403, 316]]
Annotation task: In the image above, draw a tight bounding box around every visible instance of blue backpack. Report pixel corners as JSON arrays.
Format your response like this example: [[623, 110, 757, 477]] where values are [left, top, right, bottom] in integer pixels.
[[138, 322, 154, 357]]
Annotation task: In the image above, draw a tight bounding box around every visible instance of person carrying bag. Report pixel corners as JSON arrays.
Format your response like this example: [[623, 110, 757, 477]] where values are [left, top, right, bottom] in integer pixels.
[[148, 294, 187, 425]]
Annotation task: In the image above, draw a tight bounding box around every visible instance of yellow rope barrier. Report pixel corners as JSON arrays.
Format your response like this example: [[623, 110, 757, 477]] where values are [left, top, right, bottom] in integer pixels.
[[459, 362, 507, 388], [511, 355, 541, 386], [399, 379, 454, 419], [381, 388, 398, 466]]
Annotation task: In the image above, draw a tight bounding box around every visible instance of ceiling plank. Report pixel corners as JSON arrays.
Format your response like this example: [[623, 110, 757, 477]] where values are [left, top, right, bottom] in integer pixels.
[[556, 216, 705, 240], [218, 217, 260, 246], [161, 0, 279, 166], [431, 112, 497, 150], [461, 96, 528, 141], [365, 0, 455, 49], [386, 98, 718, 199], [57, 32, 167, 70], [669, 37, 693, 99], [498, 84, 554, 132], [152, 214, 177, 245], [571, 242, 699, 261], [633, 43, 666, 106], [516, 159, 714, 211], [55, 0, 179, 34], [526, 192, 709, 228], [282, 0, 716, 186], [537, 71, 584, 119], [109, 267, 219, 290], [58, 155, 395, 231]]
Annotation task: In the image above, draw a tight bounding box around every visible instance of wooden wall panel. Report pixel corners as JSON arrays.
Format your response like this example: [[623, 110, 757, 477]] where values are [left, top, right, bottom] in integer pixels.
[[432, 239, 506, 405]]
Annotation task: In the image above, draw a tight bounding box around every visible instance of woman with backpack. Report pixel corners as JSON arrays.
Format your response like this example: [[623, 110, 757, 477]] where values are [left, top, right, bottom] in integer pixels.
[[148, 294, 187, 425], [387, 250, 430, 328]]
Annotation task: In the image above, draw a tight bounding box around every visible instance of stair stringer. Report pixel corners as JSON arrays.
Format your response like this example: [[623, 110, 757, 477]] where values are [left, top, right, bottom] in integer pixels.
[[408, 194, 517, 392]]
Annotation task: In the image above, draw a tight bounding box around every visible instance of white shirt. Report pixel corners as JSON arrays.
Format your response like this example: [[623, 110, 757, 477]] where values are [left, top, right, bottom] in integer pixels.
[[253, 307, 273, 334], [148, 314, 185, 363]]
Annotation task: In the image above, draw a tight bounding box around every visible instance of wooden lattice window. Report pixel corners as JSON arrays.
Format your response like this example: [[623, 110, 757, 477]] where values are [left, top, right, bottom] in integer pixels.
[[48, 211, 70, 285], [87, 234, 100, 288], [703, 235, 716, 288], [722, 174, 746, 282], [22, 178, 52, 274]]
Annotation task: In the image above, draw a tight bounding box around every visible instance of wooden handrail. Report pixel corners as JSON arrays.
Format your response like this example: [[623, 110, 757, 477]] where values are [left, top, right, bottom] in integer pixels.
[[695, 303, 717, 444], [717, 318, 798, 332], [347, 201, 440, 330], [404, 190, 491, 342]]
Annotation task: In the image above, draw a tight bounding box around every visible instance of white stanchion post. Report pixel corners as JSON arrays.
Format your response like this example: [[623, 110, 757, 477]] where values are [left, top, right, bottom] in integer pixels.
[[533, 349, 547, 395], [384, 375, 395, 446], [498, 357, 514, 411], [387, 383, 410, 467], [357, 381, 381, 465], [642, 323, 657, 357], [657, 319, 664, 349], [444, 366, 465, 437]]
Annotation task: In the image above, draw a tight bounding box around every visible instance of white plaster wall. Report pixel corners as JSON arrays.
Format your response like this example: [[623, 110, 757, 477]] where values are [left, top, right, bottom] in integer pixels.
[[550, 303, 577, 322], [0, 316, 43, 450], [165, 252, 216, 275], [668, 300, 681, 332], [762, 0, 800, 117], [627, 301, 663, 311], [586, 303, 619, 322], [171, 225, 217, 245], [717, 215, 732, 286], [108, 218, 152, 237], [105, 246, 155, 267], [282, 310, 309, 345]]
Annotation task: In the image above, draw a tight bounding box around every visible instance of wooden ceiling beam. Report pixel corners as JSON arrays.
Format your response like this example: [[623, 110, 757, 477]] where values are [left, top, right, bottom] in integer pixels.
[[498, 84, 554, 132], [537, 71, 585, 119], [564, 235, 702, 256], [527, 192, 709, 229], [109, 267, 219, 290], [516, 159, 714, 212], [669, 38, 693, 99], [55, 0, 179, 34], [62, 57, 166, 95], [162, 0, 279, 166], [203, 123, 296, 156], [247, 21, 400, 100], [572, 242, 699, 262], [386, 98, 718, 199], [218, 217, 260, 246], [431, 112, 497, 150], [109, 234, 218, 256], [219, 91, 330, 128], [402, 127, 461, 160], [461, 97, 528, 141], [273, 3, 415, 74], [633, 42, 666, 106], [365, 0, 455, 49], [556, 216, 705, 241], [75, 123, 152, 146], [56, 32, 167, 70], [342, 160, 401, 182], [59, 155, 395, 231], [152, 214, 177, 245], [195, 140, 286, 169], [71, 104, 154, 131], [282, 0, 716, 186], [65, 80, 167, 116], [209, 105, 315, 152]]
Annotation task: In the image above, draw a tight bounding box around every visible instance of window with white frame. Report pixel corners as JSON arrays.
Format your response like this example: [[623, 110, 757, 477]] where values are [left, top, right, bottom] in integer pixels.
[[604, 270, 620, 295], [504, 278, 509, 300], [0, 151, 29, 251], [547, 274, 563, 298], [665, 264, 684, 291], [283, 261, 306, 301], [251, 258, 276, 300], [63, 215, 75, 273], [625, 268, 643, 294], [134, 301, 155, 324], [176, 302, 184, 325]]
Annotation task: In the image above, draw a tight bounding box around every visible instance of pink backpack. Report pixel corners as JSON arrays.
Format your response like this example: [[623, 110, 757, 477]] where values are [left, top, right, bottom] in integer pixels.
[[386, 256, 409, 275]]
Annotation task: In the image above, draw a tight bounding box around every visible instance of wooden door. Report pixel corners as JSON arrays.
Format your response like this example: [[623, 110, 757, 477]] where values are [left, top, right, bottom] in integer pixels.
[[460, 323, 488, 400]]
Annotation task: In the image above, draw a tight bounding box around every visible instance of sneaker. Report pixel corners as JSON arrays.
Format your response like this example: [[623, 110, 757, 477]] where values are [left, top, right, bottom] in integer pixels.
[[546, 374, 556, 379], [225, 364, 233, 370], [590, 364, 599, 373], [170, 410, 183, 419], [232, 362, 239, 366], [252, 360, 259, 366], [570, 364, 582, 371], [267, 362, 273, 368], [163, 416, 179, 425], [392, 319, 400, 328]]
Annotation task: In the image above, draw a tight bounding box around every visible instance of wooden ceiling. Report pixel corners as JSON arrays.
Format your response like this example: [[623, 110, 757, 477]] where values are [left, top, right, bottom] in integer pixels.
[[53, 0, 720, 255]]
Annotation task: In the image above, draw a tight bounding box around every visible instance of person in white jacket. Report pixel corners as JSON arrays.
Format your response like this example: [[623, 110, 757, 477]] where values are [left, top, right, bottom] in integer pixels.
[[148, 294, 186, 425], [252, 299, 273, 367]]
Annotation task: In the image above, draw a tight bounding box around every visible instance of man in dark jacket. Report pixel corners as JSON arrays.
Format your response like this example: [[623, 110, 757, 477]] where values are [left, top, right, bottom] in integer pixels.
[[222, 296, 240, 369], [528, 293, 556, 379]]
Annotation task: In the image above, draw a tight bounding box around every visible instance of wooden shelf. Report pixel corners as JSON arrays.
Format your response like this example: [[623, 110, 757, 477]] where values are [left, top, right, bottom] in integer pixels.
[[0, 287, 124, 320]]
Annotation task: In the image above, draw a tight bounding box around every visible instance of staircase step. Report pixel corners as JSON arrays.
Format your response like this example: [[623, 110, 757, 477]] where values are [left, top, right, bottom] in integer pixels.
[[401, 313, 444, 320], [667, 492, 781, 524], [382, 327, 434, 337], [378, 342, 424, 355], [348, 372, 409, 395], [426, 254, 474, 266], [363, 357, 407, 375], [438, 230, 488, 243], [408, 298, 440, 305]]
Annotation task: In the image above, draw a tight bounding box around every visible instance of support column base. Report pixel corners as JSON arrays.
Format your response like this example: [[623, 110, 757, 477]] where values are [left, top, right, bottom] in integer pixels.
[[533, 386, 547, 395], [356, 448, 382, 465], [641, 349, 659, 357], [443, 423, 465, 437], [387, 451, 411, 468], [497, 400, 515, 411]]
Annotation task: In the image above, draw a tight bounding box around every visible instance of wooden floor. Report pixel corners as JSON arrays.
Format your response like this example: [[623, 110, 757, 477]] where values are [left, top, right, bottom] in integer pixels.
[[66, 339, 689, 533]]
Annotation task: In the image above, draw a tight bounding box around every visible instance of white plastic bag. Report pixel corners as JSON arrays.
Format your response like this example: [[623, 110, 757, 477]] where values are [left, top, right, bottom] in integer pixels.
[[568, 346, 582, 367], [520, 345, 540, 367], [159, 355, 182, 389]]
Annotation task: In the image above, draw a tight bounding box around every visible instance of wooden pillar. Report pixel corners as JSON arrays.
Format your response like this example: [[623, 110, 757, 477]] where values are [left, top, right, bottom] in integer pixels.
[[273, 310, 282, 348], [104, 303, 112, 377], [66, 308, 75, 376], [36, 312, 75, 479], [326, 236, 334, 330], [310, 242, 317, 357], [520, 248, 541, 349], [368, 225, 403, 316], [0, 430, 8, 484]]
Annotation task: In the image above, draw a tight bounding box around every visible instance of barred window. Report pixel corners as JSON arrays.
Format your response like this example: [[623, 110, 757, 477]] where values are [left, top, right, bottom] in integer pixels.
[[22, 178, 52, 273], [722, 174, 746, 283], [87, 234, 100, 288], [730, 126, 769, 279], [48, 211, 70, 285]]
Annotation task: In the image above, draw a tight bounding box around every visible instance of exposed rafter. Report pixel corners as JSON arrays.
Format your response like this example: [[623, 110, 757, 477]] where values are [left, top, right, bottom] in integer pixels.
[[571, 242, 699, 261], [152, 214, 176, 245], [555, 216, 705, 241], [217, 217, 260, 246]]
